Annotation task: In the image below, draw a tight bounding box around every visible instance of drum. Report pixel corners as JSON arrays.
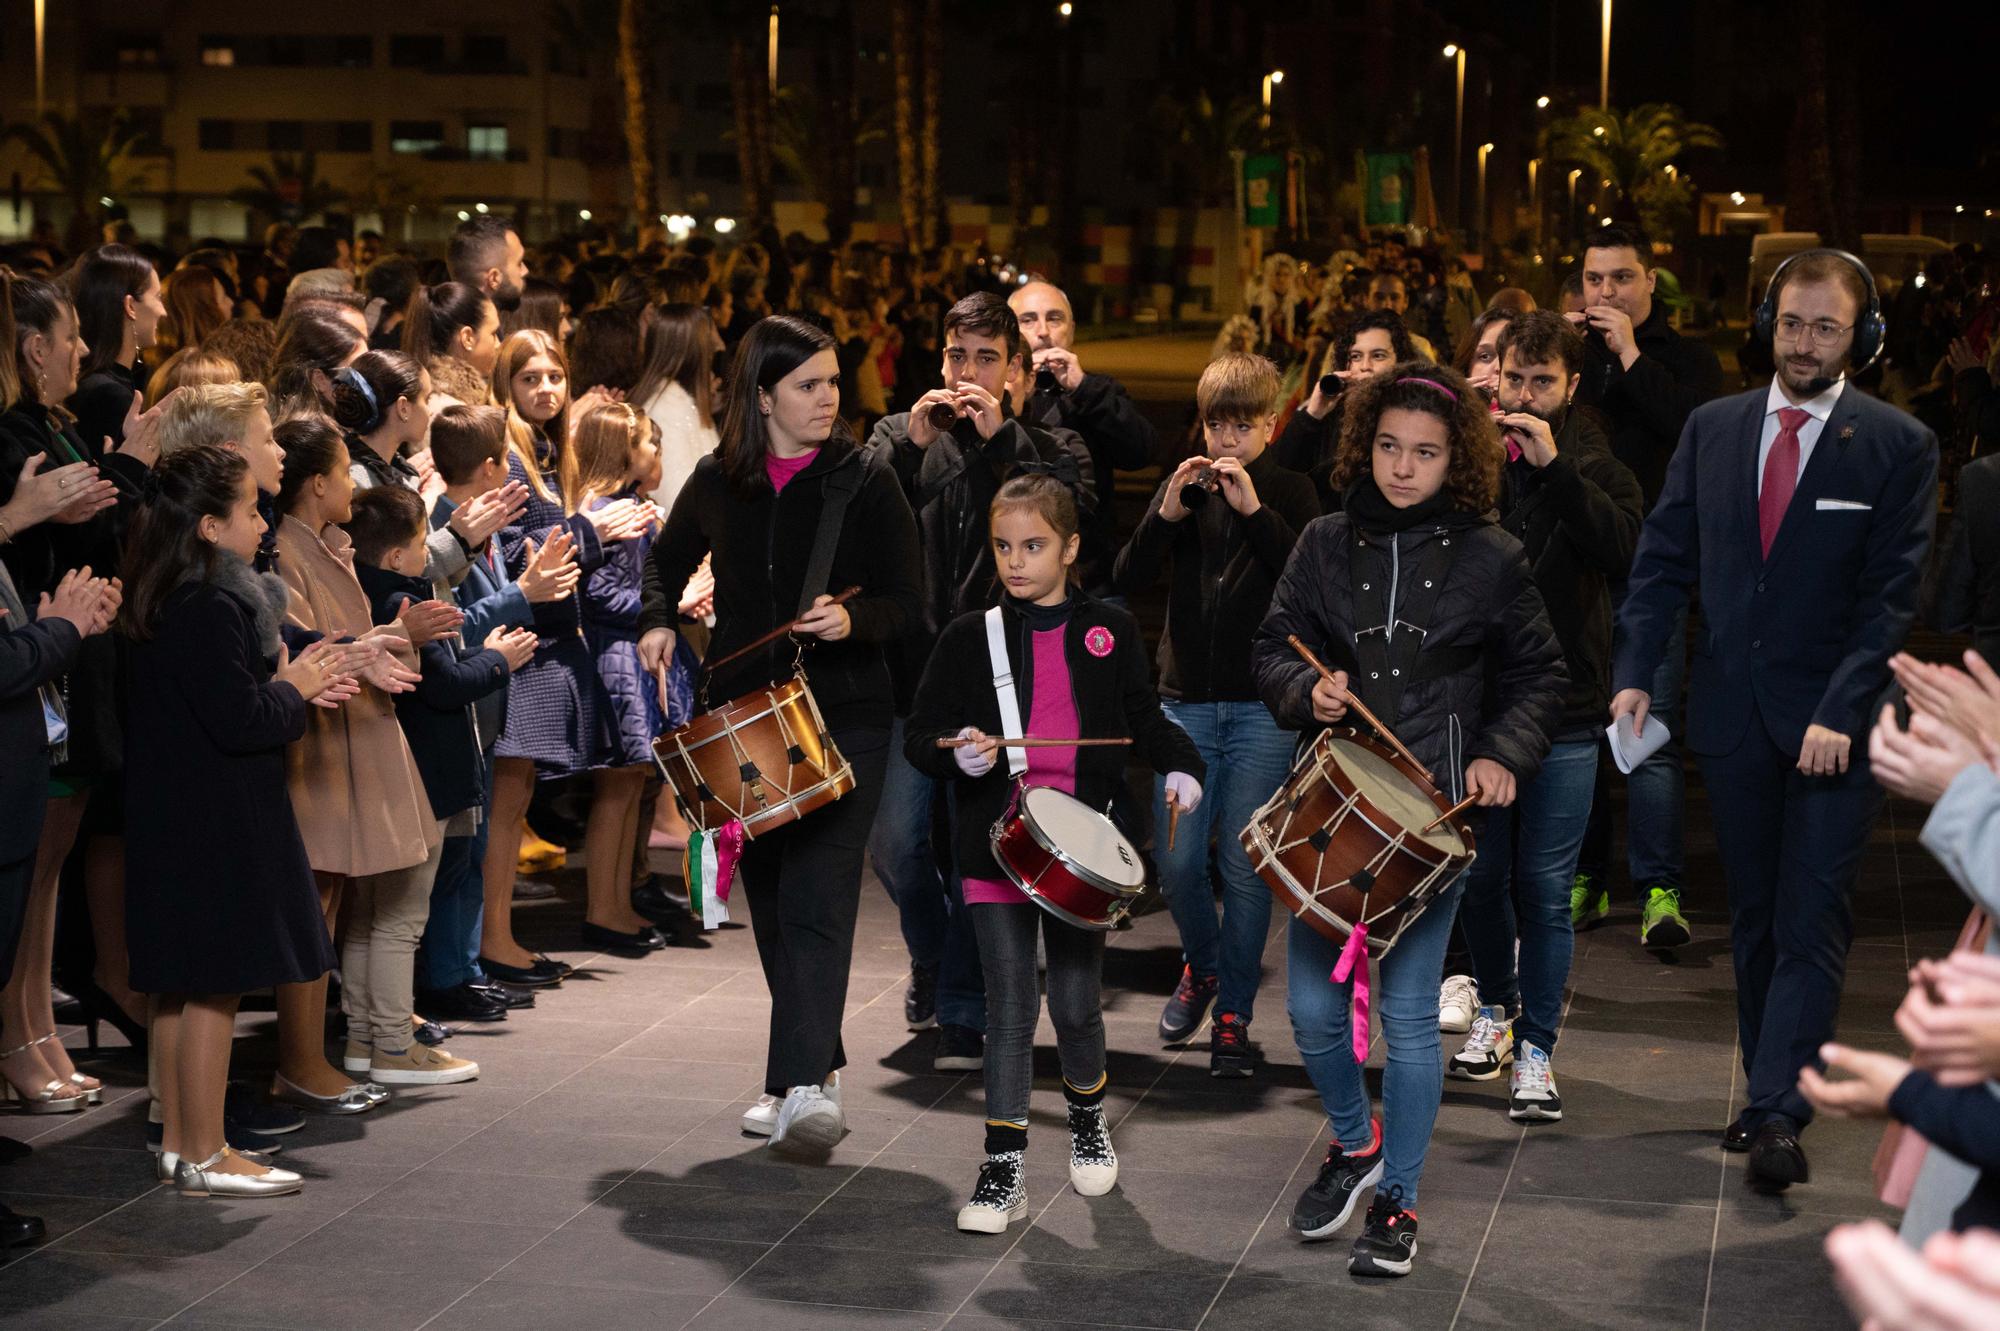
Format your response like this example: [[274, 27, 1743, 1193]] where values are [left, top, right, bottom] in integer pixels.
[[651, 672, 854, 839], [1241, 727, 1476, 959], [990, 785, 1146, 931]]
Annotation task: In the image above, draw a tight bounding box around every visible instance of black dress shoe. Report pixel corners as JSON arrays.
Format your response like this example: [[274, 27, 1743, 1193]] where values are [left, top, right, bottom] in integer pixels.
[[0, 1202, 45, 1248], [581, 922, 668, 954], [632, 879, 691, 925], [417, 982, 510, 1023], [479, 956, 566, 988], [1748, 1116, 1810, 1188], [469, 979, 536, 1010], [1722, 1110, 1758, 1153]]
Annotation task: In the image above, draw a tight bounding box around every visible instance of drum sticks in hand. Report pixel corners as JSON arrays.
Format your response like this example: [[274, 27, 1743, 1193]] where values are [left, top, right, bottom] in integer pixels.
[[1284, 635, 1432, 781]]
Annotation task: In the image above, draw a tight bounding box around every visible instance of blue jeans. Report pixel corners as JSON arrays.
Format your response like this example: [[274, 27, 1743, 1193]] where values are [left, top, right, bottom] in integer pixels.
[[1588, 596, 1686, 891], [417, 828, 487, 991], [868, 719, 949, 971], [1459, 741, 1597, 1054], [1153, 699, 1297, 1021], [1286, 873, 1465, 1206]]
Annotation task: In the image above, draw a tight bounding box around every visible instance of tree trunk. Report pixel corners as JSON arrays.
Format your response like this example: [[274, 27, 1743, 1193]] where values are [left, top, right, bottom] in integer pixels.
[[1784, 8, 1837, 240], [890, 0, 922, 251], [617, 0, 657, 226], [819, 0, 859, 246], [919, 0, 943, 249], [729, 30, 772, 226]]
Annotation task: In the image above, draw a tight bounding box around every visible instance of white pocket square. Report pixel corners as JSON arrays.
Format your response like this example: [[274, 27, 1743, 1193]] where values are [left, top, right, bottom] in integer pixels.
[[1816, 498, 1871, 511]]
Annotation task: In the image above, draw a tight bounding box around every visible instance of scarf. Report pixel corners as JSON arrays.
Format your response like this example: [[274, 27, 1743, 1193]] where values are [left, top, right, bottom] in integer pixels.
[[1341, 475, 1459, 533], [183, 549, 291, 657]]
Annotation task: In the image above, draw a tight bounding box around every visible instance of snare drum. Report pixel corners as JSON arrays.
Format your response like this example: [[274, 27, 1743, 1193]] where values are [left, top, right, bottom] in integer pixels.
[[1241, 727, 1476, 959], [651, 672, 854, 839], [990, 785, 1146, 931]]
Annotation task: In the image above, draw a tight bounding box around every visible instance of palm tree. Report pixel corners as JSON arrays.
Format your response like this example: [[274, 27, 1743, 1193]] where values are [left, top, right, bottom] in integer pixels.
[[1147, 90, 1266, 206], [1543, 103, 1721, 240], [230, 152, 347, 224], [769, 91, 885, 247], [890, 0, 922, 251], [918, 0, 942, 249], [547, 0, 632, 219], [2, 109, 153, 253], [728, 16, 773, 226], [617, 0, 658, 223]]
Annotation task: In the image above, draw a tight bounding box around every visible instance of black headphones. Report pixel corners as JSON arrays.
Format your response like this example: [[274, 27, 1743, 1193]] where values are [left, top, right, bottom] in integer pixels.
[[1753, 247, 1885, 372]]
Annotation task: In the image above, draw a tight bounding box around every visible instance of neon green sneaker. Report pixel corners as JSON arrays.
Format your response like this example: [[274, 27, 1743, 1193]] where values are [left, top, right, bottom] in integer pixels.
[[1640, 886, 1691, 949], [1569, 874, 1609, 929]]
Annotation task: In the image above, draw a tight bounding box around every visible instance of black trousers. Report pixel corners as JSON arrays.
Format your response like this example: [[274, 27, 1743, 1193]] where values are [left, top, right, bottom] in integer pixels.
[[1699, 703, 1880, 1128], [0, 854, 31, 991], [738, 725, 890, 1095]]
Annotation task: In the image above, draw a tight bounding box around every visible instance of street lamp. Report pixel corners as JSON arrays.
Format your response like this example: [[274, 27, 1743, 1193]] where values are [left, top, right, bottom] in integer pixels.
[[1443, 44, 1466, 232], [1600, 0, 1613, 109], [1536, 95, 1551, 110], [1476, 143, 1494, 253], [1261, 69, 1283, 131]]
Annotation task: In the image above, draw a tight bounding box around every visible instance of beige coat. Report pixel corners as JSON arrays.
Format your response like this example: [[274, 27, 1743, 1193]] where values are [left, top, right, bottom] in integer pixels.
[[277, 515, 437, 877]]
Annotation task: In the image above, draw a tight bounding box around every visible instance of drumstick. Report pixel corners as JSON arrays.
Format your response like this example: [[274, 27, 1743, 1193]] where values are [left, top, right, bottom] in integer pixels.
[[1285, 634, 1432, 781], [1420, 793, 1480, 835], [1165, 790, 1182, 852], [933, 736, 1134, 749], [703, 586, 862, 675]]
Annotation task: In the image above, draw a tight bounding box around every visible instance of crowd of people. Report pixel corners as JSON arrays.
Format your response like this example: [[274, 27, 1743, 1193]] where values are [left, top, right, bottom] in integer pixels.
[[1, 205, 1998, 1320]]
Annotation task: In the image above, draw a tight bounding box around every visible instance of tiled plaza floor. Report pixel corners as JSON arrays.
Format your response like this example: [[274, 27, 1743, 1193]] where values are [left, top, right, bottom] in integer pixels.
[[0, 777, 1951, 1331]]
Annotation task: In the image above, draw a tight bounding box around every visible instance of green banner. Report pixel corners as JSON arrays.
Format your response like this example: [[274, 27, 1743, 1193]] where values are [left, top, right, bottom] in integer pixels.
[[1242, 154, 1283, 228], [1365, 153, 1413, 226]]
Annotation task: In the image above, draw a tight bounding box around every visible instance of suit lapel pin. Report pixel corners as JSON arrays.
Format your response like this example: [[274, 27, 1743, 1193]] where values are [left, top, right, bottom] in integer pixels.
[[1838, 425, 1855, 440]]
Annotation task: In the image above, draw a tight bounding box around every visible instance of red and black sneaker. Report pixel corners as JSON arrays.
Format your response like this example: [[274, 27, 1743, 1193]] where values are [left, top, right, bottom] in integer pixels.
[[1158, 966, 1218, 1044], [1289, 1119, 1383, 1240], [1209, 1012, 1256, 1078], [1348, 1185, 1419, 1277]]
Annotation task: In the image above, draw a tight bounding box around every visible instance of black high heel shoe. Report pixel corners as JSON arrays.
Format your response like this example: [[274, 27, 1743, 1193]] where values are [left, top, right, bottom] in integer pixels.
[[62, 977, 148, 1056]]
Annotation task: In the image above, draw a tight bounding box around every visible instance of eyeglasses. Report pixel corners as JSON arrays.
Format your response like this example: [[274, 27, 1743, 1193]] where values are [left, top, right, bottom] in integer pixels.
[[1774, 315, 1853, 347]]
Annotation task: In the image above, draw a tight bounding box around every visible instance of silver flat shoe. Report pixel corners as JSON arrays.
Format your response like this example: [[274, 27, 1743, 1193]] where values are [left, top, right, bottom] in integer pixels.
[[359, 1081, 391, 1105], [271, 1073, 376, 1115], [175, 1147, 302, 1198], [159, 1145, 273, 1183]]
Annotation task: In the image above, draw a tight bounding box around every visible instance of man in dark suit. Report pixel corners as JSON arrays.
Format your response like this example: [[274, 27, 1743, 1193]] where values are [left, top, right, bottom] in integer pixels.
[[1611, 252, 1938, 1189]]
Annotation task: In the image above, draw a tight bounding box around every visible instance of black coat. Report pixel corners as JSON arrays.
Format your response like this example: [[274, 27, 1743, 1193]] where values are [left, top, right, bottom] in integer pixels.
[[0, 566, 79, 865], [1574, 303, 1724, 507], [69, 364, 139, 457], [122, 559, 336, 994], [639, 427, 920, 734], [1020, 371, 1160, 595], [905, 594, 1203, 882], [1495, 409, 1644, 739], [1253, 507, 1566, 799], [1926, 450, 2000, 664], [1112, 447, 1321, 702], [1270, 398, 1348, 513], [355, 562, 512, 821]]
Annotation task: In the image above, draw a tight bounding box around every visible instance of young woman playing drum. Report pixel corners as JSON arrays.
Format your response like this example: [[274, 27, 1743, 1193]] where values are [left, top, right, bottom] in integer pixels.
[[1251, 363, 1564, 1278], [636, 315, 919, 1157], [905, 474, 1203, 1235]]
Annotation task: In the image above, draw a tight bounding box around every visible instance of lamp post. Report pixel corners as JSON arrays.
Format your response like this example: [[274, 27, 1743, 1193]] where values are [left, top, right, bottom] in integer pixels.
[[1567, 167, 1583, 236], [1528, 156, 1541, 247], [1475, 142, 1494, 254], [1600, 0, 1613, 109], [1261, 69, 1283, 132], [1444, 44, 1466, 232], [34, 0, 47, 115]]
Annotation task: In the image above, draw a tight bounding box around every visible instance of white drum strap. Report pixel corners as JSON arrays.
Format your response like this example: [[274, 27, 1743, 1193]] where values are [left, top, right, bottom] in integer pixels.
[[984, 607, 1028, 780]]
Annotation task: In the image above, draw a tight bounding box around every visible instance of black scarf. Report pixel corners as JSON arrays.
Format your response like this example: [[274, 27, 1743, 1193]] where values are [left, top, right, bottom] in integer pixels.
[[1007, 590, 1073, 632], [1341, 476, 1458, 533]]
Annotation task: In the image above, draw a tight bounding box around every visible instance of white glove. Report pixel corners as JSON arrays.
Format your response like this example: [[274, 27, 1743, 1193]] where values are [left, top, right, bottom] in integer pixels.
[[953, 727, 995, 777], [1164, 771, 1203, 813]]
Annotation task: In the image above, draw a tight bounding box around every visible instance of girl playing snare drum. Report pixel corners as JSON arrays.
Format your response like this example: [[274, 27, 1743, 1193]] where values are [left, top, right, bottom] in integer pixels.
[[905, 473, 1203, 1235], [1251, 363, 1564, 1278]]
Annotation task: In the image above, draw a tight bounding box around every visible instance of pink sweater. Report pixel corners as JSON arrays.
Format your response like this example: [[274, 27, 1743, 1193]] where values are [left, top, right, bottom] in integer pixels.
[[965, 625, 1077, 905]]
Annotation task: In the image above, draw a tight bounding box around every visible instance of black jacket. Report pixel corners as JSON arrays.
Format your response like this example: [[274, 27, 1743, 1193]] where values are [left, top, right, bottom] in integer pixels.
[[1575, 303, 1723, 507], [1021, 371, 1160, 594], [1112, 447, 1321, 702], [1495, 409, 1644, 740], [1927, 451, 2000, 664], [1890, 1069, 2000, 1233], [639, 426, 920, 734], [905, 594, 1203, 882], [1270, 398, 1347, 512], [870, 406, 1096, 709], [0, 565, 79, 865], [69, 364, 139, 457], [1253, 505, 1566, 798], [354, 562, 512, 821]]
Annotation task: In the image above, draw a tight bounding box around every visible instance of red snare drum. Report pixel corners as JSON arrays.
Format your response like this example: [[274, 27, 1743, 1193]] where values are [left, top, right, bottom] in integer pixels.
[[989, 785, 1146, 931]]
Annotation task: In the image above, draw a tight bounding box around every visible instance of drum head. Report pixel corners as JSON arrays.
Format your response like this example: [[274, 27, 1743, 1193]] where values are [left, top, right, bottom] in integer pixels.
[[1326, 737, 1467, 854], [1021, 787, 1145, 890]]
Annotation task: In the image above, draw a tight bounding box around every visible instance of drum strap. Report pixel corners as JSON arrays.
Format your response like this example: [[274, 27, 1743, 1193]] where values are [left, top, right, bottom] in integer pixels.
[[797, 456, 865, 617], [1348, 528, 1462, 737], [984, 606, 1028, 779]]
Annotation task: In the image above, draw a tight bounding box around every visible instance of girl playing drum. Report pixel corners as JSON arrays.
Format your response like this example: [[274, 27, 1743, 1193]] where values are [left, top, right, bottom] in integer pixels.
[[905, 474, 1203, 1235], [636, 315, 920, 1157], [1251, 363, 1564, 1278]]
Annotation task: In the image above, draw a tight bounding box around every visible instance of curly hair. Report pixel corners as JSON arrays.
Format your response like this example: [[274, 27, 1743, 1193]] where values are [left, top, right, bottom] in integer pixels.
[[1327, 360, 1502, 514], [1329, 308, 1416, 376]]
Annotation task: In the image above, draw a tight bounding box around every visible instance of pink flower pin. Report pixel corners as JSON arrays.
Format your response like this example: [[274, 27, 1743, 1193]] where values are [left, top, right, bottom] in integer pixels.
[[1085, 626, 1115, 658]]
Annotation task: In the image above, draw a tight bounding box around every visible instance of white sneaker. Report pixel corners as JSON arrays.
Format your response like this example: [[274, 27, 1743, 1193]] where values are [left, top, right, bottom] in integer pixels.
[[768, 1084, 843, 1156], [741, 1094, 779, 1137], [1438, 974, 1478, 1034], [1066, 1102, 1118, 1196], [1508, 1041, 1563, 1122], [1447, 1006, 1515, 1081]]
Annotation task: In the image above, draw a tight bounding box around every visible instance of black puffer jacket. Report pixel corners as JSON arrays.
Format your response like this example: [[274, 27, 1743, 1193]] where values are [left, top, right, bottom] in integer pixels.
[[1253, 503, 1566, 800], [1495, 408, 1644, 740]]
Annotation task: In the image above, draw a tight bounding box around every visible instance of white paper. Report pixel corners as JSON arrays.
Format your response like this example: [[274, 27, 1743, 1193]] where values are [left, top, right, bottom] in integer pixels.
[[1606, 712, 1671, 774]]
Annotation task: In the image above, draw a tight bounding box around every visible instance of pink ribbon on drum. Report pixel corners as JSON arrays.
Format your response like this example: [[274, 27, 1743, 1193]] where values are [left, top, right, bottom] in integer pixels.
[[1330, 923, 1371, 1065], [712, 820, 746, 900]]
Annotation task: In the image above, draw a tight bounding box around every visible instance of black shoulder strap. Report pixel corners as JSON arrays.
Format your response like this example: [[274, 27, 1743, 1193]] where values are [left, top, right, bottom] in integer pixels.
[[798, 451, 866, 617]]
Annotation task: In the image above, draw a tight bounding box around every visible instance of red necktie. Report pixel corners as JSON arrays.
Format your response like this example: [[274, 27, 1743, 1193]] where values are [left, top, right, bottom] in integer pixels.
[[1758, 406, 1810, 559]]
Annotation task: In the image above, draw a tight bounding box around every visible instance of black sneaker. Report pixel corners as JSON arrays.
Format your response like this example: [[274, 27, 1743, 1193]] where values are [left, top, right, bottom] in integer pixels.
[[1210, 1012, 1255, 1078], [905, 964, 939, 1032], [1158, 966, 1218, 1043], [1289, 1121, 1384, 1240], [223, 1085, 305, 1136], [933, 1023, 984, 1072], [1348, 1186, 1419, 1277]]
